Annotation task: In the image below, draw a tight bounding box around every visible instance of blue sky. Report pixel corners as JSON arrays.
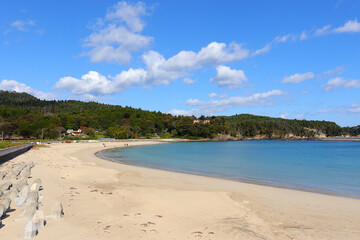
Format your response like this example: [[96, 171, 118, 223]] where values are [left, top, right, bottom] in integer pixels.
[[0, 0, 359, 126]]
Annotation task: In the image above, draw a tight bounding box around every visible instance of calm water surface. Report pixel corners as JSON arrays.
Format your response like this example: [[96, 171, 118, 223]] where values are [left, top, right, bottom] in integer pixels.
[[101, 141, 360, 197]]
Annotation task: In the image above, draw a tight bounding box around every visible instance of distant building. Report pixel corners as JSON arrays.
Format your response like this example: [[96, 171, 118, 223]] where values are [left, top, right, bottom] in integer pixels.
[[67, 128, 84, 136], [72, 130, 82, 136], [66, 129, 74, 134], [193, 119, 210, 124]]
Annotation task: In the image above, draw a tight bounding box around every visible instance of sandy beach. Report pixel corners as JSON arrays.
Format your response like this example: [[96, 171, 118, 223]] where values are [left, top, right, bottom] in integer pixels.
[[1, 141, 360, 240]]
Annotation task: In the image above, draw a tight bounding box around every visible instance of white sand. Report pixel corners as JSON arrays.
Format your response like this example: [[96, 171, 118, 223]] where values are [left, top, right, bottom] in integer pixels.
[[1, 141, 360, 240]]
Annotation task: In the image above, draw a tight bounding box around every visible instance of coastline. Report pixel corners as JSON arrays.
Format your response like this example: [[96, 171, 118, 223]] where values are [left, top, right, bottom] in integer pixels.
[[1, 141, 360, 239], [96, 142, 360, 200]]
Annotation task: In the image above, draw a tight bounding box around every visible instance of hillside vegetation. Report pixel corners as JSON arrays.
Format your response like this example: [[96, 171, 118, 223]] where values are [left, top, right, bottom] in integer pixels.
[[0, 91, 358, 140]]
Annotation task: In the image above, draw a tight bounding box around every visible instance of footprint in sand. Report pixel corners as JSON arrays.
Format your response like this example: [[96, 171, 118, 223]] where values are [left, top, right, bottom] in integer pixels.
[[149, 229, 158, 235], [191, 229, 215, 239]]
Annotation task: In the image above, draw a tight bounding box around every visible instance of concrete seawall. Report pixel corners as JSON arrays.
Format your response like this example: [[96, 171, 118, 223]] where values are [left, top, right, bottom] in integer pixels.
[[0, 143, 34, 164]]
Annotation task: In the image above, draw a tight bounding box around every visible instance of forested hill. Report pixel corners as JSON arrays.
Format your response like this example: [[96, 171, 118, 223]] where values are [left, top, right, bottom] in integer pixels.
[[0, 91, 359, 140]]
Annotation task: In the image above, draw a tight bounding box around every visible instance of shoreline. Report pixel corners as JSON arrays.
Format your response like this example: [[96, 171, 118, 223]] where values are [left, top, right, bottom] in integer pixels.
[[1, 141, 360, 240], [95, 143, 360, 200]]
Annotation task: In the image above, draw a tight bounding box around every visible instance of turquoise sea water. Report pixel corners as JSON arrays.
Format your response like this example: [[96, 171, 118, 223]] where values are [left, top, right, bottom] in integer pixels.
[[100, 140, 360, 197]]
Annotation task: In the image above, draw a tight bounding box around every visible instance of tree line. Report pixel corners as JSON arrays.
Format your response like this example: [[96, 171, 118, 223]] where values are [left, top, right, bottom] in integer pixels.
[[0, 91, 358, 140]]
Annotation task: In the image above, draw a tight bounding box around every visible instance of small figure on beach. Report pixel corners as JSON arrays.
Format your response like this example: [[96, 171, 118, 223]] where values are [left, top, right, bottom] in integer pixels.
[[103, 143, 106, 147]]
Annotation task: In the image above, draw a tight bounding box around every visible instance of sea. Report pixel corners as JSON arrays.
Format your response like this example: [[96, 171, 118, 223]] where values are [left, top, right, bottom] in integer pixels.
[[99, 140, 360, 198]]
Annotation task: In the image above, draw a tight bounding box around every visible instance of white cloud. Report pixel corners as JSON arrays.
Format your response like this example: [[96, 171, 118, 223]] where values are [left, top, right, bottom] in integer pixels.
[[168, 109, 194, 116], [83, 1, 152, 64], [323, 77, 360, 91], [208, 93, 217, 98], [334, 19, 360, 33], [318, 109, 336, 113], [55, 71, 113, 95], [252, 43, 271, 56], [349, 104, 360, 113], [280, 113, 288, 119], [282, 72, 315, 84], [250, 19, 360, 58], [0, 79, 56, 100], [142, 42, 249, 85], [300, 31, 308, 40], [294, 113, 305, 119], [159, 42, 249, 72], [318, 104, 360, 114], [219, 93, 228, 98], [10, 19, 35, 31], [57, 41, 251, 97], [274, 34, 291, 43], [105, 1, 147, 32], [210, 65, 248, 89], [112, 68, 148, 89], [321, 66, 345, 77], [55, 69, 147, 98], [182, 78, 196, 85], [169, 90, 287, 116], [314, 25, 331, 36]]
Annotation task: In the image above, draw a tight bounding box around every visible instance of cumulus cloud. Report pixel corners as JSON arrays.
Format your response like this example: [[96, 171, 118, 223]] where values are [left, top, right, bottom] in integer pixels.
[[0, 79, 56, 100], [54, 69, 147, 98], [282, 72, 315, 84], [82, 1, 152, 64], [142, 42, 249, 85], [159, 42, 249, 72], [208, 93, 217, 98], [10, 19, 35, 31], [334, 19, 360, 33], [169, 90, 287, 116], [210, 65, 248, 89], [56, 41, 251, 98], [323, 77, 360, 91], [105, 1, 147, 32], [182, 78, 196, 85]]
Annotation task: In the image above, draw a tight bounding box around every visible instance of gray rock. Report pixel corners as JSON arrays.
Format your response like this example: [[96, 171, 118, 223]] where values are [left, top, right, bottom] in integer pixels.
[[49, 202, 64, 219], [7, 189, 19, 201], [22, 203, 37, 220], [24, 192, 39, 209], [30, 179, 42, 192], [0, 204, 5, 218], [16, 185, 29, 207], [0, 182, 12, 191], [32, 210, 45, 230], [0, 198, 11, 212], [22, 220, 38, 239], [15, 182, 28, 193]]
